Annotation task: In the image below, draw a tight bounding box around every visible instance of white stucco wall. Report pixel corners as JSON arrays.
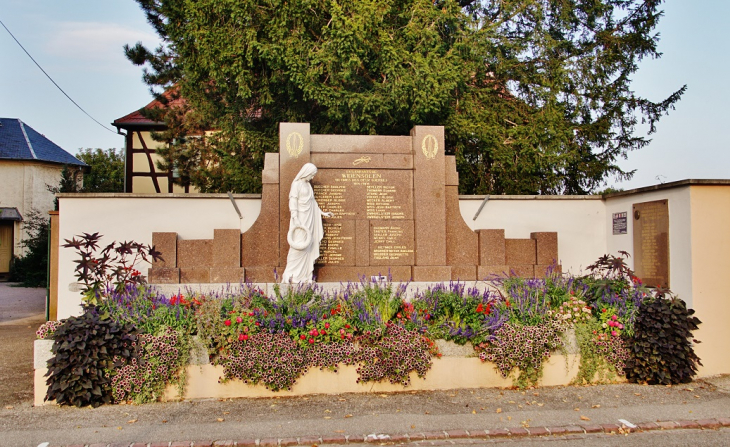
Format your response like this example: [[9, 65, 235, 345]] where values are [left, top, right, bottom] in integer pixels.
[[0, 160, 64, 254], [604, 187, 693, 307], [56, 193, 610, 318], [56, 194, 261, 319], [461, 196, 606, 274]]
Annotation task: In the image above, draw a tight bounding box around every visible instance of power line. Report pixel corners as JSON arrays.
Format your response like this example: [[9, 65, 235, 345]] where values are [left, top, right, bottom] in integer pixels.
[[0, 18, 117, 134]]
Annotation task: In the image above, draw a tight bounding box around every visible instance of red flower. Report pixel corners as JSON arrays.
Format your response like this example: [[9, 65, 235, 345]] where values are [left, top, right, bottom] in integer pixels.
[[238, 333, 245, 341], [224, 319, 232, 326], [476, 303, 484, 313], [324, 322, 330, 329], [320, 329, 326, 336], [345, 324, 351, 329], [255, 322, 260, 326], [300, 334, 306, 340], [308, 338, 314, 344]]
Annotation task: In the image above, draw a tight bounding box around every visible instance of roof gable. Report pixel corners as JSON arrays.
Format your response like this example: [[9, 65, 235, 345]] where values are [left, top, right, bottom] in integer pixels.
[[0, 118, 86, 166]]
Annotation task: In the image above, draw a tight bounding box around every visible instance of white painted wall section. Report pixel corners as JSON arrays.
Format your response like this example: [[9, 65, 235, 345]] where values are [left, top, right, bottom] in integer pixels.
[[604, 187, 693, 307]]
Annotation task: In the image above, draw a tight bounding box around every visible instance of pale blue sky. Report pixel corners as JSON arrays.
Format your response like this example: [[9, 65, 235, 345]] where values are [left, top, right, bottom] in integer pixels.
[[1, 1, 727, 190]]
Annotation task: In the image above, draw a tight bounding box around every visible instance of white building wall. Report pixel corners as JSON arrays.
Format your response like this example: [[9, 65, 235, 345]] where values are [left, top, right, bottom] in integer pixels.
[[0, 160, 63, 254], [604, 187, 693, 307]]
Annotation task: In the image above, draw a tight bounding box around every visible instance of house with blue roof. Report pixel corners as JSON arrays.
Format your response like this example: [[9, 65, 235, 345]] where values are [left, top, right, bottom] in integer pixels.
[[0, 117, 86, 276]]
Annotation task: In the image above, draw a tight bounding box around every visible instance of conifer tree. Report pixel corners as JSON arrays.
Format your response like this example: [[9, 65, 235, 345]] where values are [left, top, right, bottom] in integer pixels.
[[126, 0, 684, 194]]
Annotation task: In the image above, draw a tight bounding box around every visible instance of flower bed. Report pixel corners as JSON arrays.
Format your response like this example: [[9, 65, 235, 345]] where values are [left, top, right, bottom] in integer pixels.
[[36, 245, 703, 407]]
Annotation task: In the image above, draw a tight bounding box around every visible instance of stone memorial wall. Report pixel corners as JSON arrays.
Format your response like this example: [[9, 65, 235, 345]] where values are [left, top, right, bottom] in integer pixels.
[[148, 123, 559, 284]]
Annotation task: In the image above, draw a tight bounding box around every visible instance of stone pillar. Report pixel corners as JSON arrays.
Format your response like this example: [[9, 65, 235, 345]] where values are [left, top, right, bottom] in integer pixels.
[[242, 153, 280, 282], [411, 126, 446, 266], [149, 232, 180, 284], [48, 211, 59, 321]]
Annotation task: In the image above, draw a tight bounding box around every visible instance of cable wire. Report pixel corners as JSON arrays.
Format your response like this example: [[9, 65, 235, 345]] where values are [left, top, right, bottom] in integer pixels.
[[0, 18, 117, 134]]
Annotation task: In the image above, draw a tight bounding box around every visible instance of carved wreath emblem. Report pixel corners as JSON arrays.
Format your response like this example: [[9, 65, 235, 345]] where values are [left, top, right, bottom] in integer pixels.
[[421, 134, 438, 160], [286, 132, 304, 158]]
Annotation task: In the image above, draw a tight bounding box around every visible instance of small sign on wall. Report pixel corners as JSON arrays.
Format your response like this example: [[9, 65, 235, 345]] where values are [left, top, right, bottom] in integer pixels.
[[612, 212, 628, 235]]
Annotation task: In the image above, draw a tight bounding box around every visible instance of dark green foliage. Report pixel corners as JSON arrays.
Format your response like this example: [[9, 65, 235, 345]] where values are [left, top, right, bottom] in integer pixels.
[[9, 209, 49, 287], [47, 165, 83, 211], [625, 296, 702, 385], [127, 0, 684, 194], [75, 148, 125, 193], [45, 310, 137, 407]]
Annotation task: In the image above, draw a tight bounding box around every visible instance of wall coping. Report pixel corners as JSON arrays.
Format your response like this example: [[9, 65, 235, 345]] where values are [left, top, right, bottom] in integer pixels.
[[56, 193, 262, 199], [603, 179, 730, 198]]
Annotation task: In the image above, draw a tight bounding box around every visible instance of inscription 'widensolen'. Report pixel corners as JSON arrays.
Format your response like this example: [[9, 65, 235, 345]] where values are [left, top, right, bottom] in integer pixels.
[[313, 168, 414, 267]]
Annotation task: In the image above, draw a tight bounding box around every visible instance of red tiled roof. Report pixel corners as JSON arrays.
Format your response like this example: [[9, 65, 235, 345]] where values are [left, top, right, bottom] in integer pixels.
[[113, 88, 186, 127]]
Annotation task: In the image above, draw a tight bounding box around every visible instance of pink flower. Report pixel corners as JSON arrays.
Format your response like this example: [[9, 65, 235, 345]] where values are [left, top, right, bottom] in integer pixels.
[[611, 331, 618, 337], [236, 316, 243, 324]]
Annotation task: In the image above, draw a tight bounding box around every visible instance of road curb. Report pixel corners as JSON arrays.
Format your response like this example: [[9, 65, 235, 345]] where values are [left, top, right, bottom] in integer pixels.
[[49, 416, 730, 446]]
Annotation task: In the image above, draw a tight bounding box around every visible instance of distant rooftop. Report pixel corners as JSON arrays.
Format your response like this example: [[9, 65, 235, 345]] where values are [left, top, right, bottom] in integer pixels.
[[113, 88, 184, 128], [0, 118, 86, 167]]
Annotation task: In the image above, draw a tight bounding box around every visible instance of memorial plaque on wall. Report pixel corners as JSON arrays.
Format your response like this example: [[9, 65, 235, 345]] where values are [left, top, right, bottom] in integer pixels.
[[632, 200, 669, 288], [612, 212, 628, 235], [313, 164, 415, 267]]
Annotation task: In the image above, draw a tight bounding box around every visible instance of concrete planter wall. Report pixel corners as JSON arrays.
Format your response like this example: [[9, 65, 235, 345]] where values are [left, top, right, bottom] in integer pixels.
[[35, 333, 617, 406]]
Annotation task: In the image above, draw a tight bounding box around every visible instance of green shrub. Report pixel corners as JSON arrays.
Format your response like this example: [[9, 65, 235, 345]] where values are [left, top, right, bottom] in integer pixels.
[[9, 209, 49, 287], [45, 310, 136, 407], [624, 295, 702, 384]]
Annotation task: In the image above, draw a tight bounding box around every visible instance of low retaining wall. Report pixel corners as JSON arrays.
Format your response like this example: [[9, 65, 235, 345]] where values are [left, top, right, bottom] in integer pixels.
[[33, 335, 613, 406]]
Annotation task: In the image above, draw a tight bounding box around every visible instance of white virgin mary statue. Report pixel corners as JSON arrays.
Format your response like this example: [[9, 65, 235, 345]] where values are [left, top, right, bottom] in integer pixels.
[[281, 163, 332, 283]]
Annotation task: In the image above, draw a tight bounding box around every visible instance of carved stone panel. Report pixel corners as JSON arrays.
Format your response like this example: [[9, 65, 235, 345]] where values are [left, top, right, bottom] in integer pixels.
[[369, 220, 415, 266], [313, 169, 413, 221]]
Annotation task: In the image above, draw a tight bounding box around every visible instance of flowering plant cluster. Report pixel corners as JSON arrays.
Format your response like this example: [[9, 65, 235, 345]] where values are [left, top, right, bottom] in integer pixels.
[[36, 320, 63, 339], [354, 322, 436, 386], [477, 318, 566, 388], [110, 327, 189, 404], [597, 309, 625, 337], [554, 294, 592, 324], [48, 251, 702, 405]]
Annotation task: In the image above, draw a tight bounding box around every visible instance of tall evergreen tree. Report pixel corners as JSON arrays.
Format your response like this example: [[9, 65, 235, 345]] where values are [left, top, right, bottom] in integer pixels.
[[126, 0, 684, 194]]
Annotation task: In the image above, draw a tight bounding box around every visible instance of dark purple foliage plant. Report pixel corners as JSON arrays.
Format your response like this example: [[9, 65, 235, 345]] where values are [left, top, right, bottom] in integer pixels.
[[62, 232, 163, 305]]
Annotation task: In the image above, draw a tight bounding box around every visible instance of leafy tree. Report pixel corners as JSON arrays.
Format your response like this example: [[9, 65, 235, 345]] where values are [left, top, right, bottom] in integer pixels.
[[75, 149, 125, 193], [126, 0, 684, 194]]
